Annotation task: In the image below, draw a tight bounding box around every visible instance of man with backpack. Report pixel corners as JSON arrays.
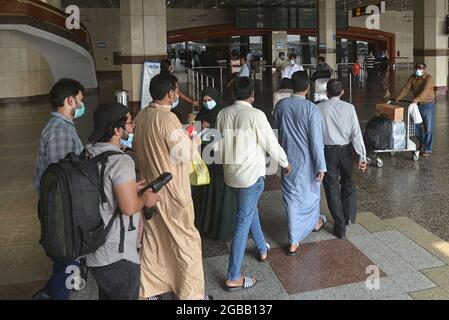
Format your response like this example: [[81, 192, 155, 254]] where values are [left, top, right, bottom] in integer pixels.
[[84, 103, 160, 300], [33, 78, 86, 300]]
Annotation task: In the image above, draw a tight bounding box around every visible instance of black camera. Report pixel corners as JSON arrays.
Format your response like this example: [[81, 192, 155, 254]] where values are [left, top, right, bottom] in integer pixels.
[[139, 173, 172, 220]]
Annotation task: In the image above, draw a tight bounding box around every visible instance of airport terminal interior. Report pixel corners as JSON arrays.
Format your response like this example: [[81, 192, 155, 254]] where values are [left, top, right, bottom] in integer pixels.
[[2, 0, 449, 301]]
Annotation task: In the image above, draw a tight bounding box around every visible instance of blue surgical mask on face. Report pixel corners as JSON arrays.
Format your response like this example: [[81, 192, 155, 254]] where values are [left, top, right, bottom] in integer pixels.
[[416, 69, 424, 77], [203, 100, 217, 110], [120, 130, 134, 149], [73, 101, 86, 119]]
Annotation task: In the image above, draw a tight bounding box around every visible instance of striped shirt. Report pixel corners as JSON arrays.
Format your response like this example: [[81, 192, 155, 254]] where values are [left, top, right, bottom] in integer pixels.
[[34, 112, 84, 193], [364, 54, 376, 69]]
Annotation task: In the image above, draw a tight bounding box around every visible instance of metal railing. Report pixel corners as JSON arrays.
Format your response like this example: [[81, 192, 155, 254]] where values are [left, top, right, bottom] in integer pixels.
[[187, 66, 226, 100]]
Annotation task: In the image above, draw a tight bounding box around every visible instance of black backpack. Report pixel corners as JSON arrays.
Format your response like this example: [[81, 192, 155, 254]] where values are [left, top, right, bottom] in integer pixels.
[[364, 115, 394, 151], [38, 150, 129, 261]]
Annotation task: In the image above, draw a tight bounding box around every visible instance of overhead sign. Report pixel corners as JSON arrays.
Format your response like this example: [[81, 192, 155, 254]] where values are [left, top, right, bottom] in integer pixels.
[[140, 62, 161, 110], [352, 2, 385, 17]]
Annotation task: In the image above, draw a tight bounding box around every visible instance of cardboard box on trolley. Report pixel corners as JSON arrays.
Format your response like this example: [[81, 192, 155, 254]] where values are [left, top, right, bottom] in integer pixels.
[[376, 103, 404, 122]]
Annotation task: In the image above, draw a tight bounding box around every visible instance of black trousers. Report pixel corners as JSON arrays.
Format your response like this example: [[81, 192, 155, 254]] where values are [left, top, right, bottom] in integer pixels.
[[323, 144, 357, 234], [89, 260, 140, 300], [366, 68, 375, 85]]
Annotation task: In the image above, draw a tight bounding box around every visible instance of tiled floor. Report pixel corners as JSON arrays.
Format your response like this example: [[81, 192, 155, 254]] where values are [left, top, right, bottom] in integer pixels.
[[1, 70, 449, 300], [269, 239, 387, 295]]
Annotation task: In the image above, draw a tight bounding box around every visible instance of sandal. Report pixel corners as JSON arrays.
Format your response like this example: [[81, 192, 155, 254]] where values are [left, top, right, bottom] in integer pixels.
[[258, 243, 271, 262], [287, 243, 299, 256], [225, 276, 257, 292], [313, 215, 328, 233]]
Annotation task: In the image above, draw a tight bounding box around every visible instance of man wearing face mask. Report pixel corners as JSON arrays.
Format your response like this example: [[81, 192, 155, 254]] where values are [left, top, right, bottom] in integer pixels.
[[394, 63, 436, 157], [282, 53, 304, 80], [84, 103, 160, 300], [134, 74, 209, 300], [33, 78, 86, 300], [160, 59, 199, 108]]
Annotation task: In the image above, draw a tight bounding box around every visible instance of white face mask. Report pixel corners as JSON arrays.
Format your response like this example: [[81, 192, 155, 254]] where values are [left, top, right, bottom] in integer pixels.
[[290, 60, 296, 65], [170, 92, 180, 109], [416, 69, 424, 77]]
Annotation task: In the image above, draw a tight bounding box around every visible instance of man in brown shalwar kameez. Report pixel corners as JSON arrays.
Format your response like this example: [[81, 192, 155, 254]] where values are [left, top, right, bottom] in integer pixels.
[[134, 74, 206, 300]]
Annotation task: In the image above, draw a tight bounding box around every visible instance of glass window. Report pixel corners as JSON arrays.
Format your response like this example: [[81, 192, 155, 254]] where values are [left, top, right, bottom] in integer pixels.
[[249, 36, 263, 58]]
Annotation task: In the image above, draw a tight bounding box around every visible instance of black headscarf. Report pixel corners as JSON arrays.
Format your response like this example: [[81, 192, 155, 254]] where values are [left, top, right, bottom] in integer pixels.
[[196, 87, 225, 128]]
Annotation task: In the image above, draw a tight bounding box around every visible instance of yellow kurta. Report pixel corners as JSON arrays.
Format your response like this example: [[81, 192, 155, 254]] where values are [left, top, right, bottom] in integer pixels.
[[134, 103, 205, 300]]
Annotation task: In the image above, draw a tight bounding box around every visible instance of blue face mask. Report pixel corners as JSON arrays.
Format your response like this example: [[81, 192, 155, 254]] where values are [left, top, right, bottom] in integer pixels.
[[416, 69, 424, 77], [203, 100, 217, 110], [120, 131, 134, 149], [73, 101, 86, 119]]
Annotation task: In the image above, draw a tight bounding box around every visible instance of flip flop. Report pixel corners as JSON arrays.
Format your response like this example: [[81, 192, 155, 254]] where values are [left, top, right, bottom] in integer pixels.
[[313, 215, 328, 233], [225, 277, 257, 292]]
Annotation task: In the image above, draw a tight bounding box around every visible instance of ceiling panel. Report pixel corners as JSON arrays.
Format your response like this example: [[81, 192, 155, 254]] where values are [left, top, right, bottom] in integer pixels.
[[62, 0, 415, 10]]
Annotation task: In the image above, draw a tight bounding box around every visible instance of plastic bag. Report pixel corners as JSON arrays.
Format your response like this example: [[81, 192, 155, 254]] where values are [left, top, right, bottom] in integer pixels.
[[190, 158, 210, 186], [392, 121, 406, 150], [409, 103, 423, 125]]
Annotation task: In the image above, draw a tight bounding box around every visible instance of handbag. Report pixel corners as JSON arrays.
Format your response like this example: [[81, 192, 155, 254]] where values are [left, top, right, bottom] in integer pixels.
[[189, 158, 210, 186]]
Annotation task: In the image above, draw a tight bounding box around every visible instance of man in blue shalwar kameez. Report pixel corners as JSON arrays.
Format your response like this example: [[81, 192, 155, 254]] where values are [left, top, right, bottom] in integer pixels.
[[273, 71, 328, 256]]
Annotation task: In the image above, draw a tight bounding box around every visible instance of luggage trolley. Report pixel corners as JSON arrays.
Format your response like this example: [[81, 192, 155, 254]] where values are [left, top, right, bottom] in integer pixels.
[[367, 100, 420, 168]]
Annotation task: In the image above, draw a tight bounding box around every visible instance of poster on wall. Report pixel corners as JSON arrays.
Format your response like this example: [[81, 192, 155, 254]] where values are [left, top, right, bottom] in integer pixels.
[[140, 62, 161, 109]]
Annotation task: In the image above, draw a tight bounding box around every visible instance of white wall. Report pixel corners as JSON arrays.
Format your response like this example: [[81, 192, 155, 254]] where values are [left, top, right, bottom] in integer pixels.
[[349, 10, 414, 61], [80, 8, 122, 72], [0, 31, 54, 99]]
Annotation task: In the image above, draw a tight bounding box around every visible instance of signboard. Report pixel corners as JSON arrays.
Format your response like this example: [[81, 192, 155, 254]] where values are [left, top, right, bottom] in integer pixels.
[[235, 7, 348, 29], [140, 62, 161, 110], [352, 3, 382, 17]]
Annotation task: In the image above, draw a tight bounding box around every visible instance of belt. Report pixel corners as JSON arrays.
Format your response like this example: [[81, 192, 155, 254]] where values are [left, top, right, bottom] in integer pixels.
[[325, 144, 351, 149]]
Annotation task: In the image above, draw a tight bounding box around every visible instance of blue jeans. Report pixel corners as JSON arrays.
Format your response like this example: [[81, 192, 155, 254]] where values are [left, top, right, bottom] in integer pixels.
[[227, 177, 267, 281], [41, 259, 79, 300], [415, 102, 436, 153]]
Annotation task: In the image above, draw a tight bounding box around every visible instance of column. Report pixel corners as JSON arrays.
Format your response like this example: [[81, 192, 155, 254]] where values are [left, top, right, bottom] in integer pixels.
[[120, 0, 167, 113], [317, 0, 336, 70], [270, 31, 288, 64], [414, 0, 448, 94]]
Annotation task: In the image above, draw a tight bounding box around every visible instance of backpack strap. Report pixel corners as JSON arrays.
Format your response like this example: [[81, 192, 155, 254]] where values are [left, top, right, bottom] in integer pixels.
[[92, 150, 128, 254], [92, 151, 124, 204], [118, 214, 125, 254], [128, 215, 136, 232]]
